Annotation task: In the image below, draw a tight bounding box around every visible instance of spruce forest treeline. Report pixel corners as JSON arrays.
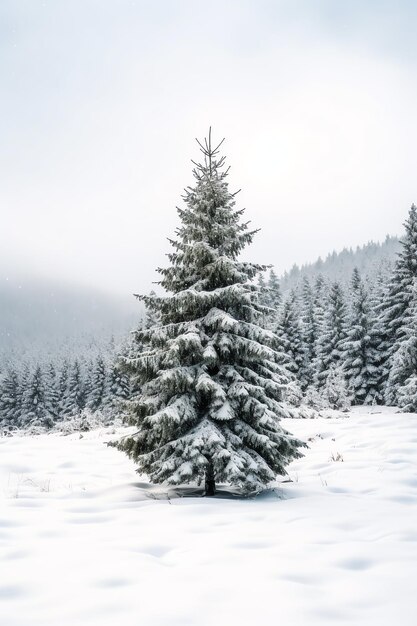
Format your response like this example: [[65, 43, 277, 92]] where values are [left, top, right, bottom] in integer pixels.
[[259, 204, 417, 412], [1, 205, 417, 435], [0, 355, 130, 434], [279, 236, 400, 294]]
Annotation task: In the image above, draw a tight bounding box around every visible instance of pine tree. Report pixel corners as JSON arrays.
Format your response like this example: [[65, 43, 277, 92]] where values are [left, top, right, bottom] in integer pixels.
[[275, 290, 305, 386], [58, 359, 70, 417], [367, 272, 390, 402], [311, 274, 326, 376], [383, 205, 417, 404], [17, 363, 31, 426], [342, 269, 381, 404], [323, 366, 351, 410], [87, 356, 107, 411], [257, 273, 268, 306], [21, 365, 53, 429], [397, 375, 417, 412], [315, 281, 347, 387], [300, 277, 316, 388], [256, 272, 277, 329], [256, 268, 282, 330], [268, 269, 281, 310], [108, 362, 130, 403], [62, 360, 85, 417], [45, 362, 60, 419], [101, 353, 131, 421], [143, 290, 161, 329], [388, 280, 417, 410], [0, 368, 21, 431], [350, 266, 361, 291], [117, 131, 304, 495]]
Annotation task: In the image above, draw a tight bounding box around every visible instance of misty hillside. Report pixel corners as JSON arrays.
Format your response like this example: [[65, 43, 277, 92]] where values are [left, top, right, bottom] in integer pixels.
[[279, 235, 401, 292], [0, 274, 140, 364], [0, 235, 400, 365]]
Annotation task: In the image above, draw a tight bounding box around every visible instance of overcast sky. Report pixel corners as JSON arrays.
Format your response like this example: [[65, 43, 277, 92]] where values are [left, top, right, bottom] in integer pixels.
[[1, 0, 417, 296]]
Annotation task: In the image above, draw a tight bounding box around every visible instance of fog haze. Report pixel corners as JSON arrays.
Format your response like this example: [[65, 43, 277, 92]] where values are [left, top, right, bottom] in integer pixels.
[[1, 0, 416, 295]]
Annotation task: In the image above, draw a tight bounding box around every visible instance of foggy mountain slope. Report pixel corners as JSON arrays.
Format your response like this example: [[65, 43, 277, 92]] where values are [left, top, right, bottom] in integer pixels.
[[0, 235, 401, 364], [279, 235, 400, 292], [0, 273, 140, 363]]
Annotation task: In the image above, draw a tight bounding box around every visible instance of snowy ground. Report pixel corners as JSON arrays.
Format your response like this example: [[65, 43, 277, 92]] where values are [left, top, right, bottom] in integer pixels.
[[1, 408, 417, 626]]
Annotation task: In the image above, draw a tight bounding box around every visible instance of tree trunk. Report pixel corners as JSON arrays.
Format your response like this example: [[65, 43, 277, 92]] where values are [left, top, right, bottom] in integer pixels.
[[205, 460, 216, 496]]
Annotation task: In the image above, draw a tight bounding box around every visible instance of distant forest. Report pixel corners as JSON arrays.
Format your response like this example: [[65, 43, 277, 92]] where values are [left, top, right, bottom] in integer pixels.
[[2, 221, 414, 434], [280, 236, 400, 293], [0, 274, 139, 364], [0, 236, 400, 367]]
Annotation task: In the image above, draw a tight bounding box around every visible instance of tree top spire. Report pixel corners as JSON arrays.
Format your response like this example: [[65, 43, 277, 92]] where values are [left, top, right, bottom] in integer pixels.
[[193, 128, 226, 176]]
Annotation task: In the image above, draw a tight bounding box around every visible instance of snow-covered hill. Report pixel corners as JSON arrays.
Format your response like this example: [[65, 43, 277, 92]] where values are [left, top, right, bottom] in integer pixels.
[[0, 408, 416, 625], [0, 273, 139, 364], [280, 235, 400, 293]]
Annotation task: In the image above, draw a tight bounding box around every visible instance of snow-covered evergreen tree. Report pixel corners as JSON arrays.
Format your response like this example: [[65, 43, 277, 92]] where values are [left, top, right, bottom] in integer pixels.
[[315, 281, 347, 388], [268, 269, 281, 310], [58, 359, 70, 416], [256, 271, 278, 329], [383, 205, 417, 404], [117, 131, 304, 495], [342, 269, 381, 404], [300, 277, 316, 388], [143, 290, 160, 329], [367, 272, 390, 402], [397, 375, 417, 412], [388, 280, 417, 410], [21, 365, 53, 429], [275, 290, 306, 386], [87, 356, 107, 411], [323, 366, 351, 411], [257, 273, 268, 306], [107, 361, 130, 411], [311, 274, 326, 375], [18, 363, 30, 421], [45, 362, 60, 419], [62, 360, 85, 417], [0, 368, 21, 431]]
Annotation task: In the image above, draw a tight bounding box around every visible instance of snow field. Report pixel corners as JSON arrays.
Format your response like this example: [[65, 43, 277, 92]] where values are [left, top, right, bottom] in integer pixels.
[[1, 408, 417, 625]]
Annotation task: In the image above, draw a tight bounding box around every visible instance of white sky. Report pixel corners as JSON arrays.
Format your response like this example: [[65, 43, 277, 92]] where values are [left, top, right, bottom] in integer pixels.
[[1, 0, 417, 295]]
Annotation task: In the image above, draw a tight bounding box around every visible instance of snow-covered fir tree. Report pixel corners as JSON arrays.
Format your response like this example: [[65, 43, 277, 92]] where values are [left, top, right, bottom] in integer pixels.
[[18, 363, 30, 420], [383, 205, 417, 404], [86, 356, 107, 411], [21, 365, 53, 429], [323, 366, 351, 411], [342, 269, 381, 404], [315, 281, 347, 388], [62, 360, 85, 417], [388, 280, 417, 411], [256, 271, 278, 329], [107, 362, 131, 410], [300, 277, 316, 388], [257, 273, 268, 306], [311, 274, 326, 373], [367, 272, 390, 401], [45, 362, 60, 419], [142, 290, 161, 329], [396, 376, 417, 412], [275, 290, 306, 387], [58, 359, 70, 415], [116, 131, 304, 495], [268, 269, 281, 310], [0, 368, 21, 431]]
